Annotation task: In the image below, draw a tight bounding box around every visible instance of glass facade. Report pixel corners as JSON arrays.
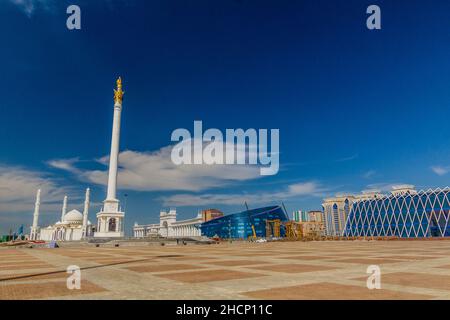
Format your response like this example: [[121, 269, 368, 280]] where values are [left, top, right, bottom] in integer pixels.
[[200, 205, 290, 239], [333, 203, 339, 234], [322, 196, 354, 236], [343, 188, 450, 238]]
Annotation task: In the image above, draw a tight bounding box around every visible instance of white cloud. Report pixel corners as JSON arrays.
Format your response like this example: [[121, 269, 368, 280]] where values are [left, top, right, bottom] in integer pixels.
[[48, 144, 264, 192], [335, 154, 358, 162], [0, 164, 73, 214], [47, 157, 80, 173], [161, 181, 326, 206], [431, 166, 449, 176], [8, 0, 53, 16], [363, 170, 376, 179], [365, 182, 407, 193]]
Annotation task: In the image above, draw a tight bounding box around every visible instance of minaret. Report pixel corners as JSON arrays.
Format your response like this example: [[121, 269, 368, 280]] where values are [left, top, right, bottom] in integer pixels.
[[82, 188, 90, 238], [61, 195, 68, 222], [30, 189, 41, 240], [94, 77, 125, 238]]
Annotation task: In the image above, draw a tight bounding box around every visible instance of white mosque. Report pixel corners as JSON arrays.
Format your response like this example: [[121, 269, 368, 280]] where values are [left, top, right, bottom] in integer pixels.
[[30, 78, 127, 241], [35, 189, 94, 241]]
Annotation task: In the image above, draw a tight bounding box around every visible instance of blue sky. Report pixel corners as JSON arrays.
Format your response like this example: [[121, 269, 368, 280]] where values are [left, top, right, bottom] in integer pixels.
[[1, 0, 450, 235]]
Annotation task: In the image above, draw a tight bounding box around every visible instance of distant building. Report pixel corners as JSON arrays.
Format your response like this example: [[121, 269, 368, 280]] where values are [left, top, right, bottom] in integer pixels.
[[308, 210, 324, 223], [322, 195, 356, 236], [201, 205, 289, 239], [201, 209, 224, 222], [300, 221, 325, 237], [322, 190, 381, 236], [133, 209, 203, 238], [293, 210, 308, 222], [31, 189, 94, 242], [344, 185, 450, 238]]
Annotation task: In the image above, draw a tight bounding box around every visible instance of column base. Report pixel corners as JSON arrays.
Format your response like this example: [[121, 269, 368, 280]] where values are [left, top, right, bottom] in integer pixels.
[[94, 231, 124, 238], [95, 209, 125, 238]]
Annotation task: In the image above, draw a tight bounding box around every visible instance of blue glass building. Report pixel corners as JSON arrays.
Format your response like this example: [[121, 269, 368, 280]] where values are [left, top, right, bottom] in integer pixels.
[[343, 188, 450, 238], [200, 205, 290, 239]]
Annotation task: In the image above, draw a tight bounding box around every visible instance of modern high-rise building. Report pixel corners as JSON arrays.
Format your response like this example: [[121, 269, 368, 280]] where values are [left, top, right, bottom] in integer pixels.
[[344, 185, 450, 238], [293, 210, 300, 222], [322, 190, 380, 236], [322, 195, 356, 236]]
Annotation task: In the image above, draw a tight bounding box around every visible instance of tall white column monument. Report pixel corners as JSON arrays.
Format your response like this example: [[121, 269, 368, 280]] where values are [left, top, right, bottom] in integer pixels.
[[30, 189, 41, 240], [94, 77, 125, 238]]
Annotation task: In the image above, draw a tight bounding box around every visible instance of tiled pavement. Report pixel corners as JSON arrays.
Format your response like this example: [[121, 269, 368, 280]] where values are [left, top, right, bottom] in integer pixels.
[[1, 241, 450, 300]]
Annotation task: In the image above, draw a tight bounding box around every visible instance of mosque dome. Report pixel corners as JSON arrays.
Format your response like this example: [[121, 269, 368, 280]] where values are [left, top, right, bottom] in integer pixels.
[[63, 209, 83, 223]]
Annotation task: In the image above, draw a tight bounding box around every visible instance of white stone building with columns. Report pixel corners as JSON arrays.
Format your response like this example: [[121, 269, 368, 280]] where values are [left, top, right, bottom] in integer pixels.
[[133, 209, 203, 238]]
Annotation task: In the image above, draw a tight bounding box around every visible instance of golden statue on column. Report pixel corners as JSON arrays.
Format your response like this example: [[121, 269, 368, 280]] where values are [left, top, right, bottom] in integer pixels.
[[114, 77, 124, 104]]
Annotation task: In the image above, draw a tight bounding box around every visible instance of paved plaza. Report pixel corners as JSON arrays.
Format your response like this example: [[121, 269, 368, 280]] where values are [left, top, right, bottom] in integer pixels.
[[1, 240, 450, 300]]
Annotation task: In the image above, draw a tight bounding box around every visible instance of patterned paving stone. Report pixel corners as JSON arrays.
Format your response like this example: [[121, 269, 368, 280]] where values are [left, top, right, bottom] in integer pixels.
[[378, 272, 450, 291], [243, 282, 434, 300], [280, 255, 336, 261], [0, 280, 106, 300], [160, 256, 217, 261], [157, 269, 265, 283], [0, 271, 67, 281], [251, 264, 337, 273], [1, 241, 450, 299], [332, 258, 405, 264], [1, 261, 48, 266], [126, 263, 205, 273], [380, 255, 441, 260], [0, 264, 54, 271], [435, 265, 450, 270], [205, 260, 268, 267], [88, 258, 139, 264]]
